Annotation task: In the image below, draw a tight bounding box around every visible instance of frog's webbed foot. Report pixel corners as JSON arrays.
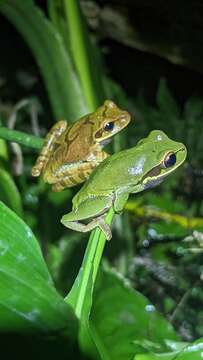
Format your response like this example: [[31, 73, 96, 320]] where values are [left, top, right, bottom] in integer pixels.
[[32, 120, 67, 177], [61, 215, 112, 240]]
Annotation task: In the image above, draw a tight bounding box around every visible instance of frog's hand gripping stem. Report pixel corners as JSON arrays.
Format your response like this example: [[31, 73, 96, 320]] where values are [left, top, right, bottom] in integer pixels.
[[31, 120, 67, 176]]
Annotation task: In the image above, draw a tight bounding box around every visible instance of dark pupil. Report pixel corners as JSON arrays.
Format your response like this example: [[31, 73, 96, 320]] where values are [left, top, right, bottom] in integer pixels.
[[164, 153, 176, 168], [104, 122, 114, 131]]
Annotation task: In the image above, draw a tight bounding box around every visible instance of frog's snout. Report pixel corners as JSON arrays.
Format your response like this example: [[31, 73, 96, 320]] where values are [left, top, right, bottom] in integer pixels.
[[176, 143, 187, 163], [180, 143, 187, 154], [120, 111, 131, 124]]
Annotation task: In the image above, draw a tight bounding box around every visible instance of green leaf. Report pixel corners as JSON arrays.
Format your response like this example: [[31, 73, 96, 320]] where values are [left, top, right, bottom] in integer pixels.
[[0, 0, 88, 121], [0, 201, 77, 336], [0, 139, 8, 161], [136, 353, 175, 359], [135, 338, 203, 360], [90, 268, 178, 360], [0, 168, 23, 217]]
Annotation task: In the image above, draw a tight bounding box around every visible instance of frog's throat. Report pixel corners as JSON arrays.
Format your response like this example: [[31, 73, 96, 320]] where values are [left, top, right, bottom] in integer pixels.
[[100, 138, 112, 147]]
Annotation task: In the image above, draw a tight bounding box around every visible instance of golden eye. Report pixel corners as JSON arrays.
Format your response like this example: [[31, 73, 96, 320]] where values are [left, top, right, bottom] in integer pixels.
[[163, 152, 176, 168]]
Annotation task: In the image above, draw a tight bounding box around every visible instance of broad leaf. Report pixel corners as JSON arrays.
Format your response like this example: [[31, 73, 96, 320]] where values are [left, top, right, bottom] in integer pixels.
[[135, 338, 203, 360], [90, 268, 178, 360], [0, 168, 23, 217], [0, 201, 77, 337]]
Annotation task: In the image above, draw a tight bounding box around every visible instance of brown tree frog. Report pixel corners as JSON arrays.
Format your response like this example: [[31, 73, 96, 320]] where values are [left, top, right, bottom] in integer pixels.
[[31, 100, 131, 191]]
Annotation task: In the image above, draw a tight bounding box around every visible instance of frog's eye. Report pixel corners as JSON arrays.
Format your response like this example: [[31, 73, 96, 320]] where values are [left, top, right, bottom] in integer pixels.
[[163, 152, 176, 168], [104, 122, 114, 131]]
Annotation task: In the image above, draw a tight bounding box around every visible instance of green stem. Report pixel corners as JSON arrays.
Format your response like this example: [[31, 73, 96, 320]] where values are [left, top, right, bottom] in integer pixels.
[[0, 127, 43, 150], [91, 211, 114, 284], [65, 209, 114, 319], [63, 0, 100, 111]]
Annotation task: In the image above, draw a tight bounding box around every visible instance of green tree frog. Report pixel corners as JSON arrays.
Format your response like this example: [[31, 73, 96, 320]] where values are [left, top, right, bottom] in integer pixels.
[[61, 130, 187, 240], [31, 100, 131, 191]]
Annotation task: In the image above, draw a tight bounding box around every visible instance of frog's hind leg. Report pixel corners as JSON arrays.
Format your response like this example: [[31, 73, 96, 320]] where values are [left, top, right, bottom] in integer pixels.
[[32, 120, 67, 177], [51, 161, 99, 191], [62, 216, 112, 240], [52, 151, 109, 191], [61, 196, 113, 240]]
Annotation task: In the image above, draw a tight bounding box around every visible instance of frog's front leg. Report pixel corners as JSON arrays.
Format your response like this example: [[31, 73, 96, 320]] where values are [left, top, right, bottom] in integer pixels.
[[113, 191, 129, 213], [32, 120, 67, 177], [61, 195, 113, 240], [86, 149, 109, 163]]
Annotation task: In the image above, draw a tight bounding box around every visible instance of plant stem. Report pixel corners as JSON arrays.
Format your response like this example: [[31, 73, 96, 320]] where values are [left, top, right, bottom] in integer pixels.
[[65, 209, 114, 319], [91, 211, 114, 284], [63, 0, 100, 111], [0, 127, 43, 150]]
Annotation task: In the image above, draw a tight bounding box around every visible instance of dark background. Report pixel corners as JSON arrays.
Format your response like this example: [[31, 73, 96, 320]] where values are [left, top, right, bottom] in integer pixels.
[[0, 0, 203, 358]]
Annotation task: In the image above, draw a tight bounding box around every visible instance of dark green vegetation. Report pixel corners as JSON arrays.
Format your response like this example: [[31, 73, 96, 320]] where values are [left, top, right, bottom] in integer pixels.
[[0, 1, 202, 359]]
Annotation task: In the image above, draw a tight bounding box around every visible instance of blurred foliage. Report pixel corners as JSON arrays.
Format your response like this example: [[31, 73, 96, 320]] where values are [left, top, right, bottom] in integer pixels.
[[0, 0, 203, 359]]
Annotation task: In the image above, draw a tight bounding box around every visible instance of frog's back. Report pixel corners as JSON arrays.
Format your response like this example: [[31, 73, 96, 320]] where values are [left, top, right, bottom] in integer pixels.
[[72, 146, 142, 206], [60, 117, 95, 161]]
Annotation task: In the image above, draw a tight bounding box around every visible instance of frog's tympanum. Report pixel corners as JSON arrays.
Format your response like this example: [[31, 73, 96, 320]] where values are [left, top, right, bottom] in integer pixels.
[[31, 100, 131, 190], [61, 130, 187, 240]]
